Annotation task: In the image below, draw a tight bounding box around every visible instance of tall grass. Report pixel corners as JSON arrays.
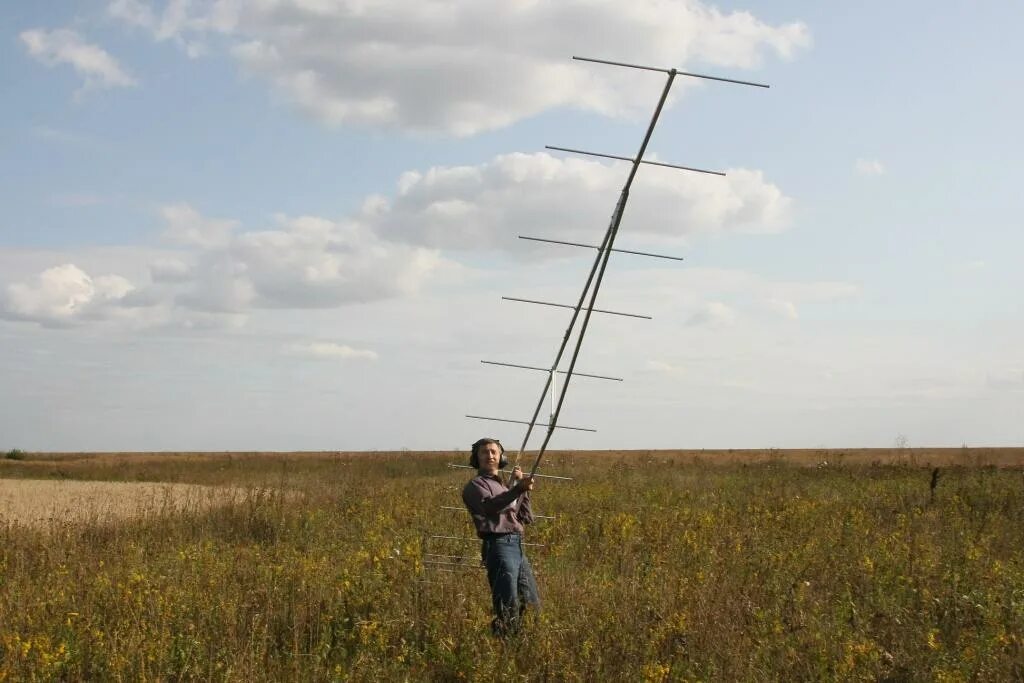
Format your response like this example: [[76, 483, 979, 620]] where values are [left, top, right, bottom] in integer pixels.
[[1, 451, 1023, 680]]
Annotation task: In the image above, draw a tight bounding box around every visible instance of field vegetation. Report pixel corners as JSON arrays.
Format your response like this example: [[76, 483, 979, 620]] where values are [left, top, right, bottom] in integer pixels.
[[0, 479, 243, 528], [1, 448, 1023, 681]]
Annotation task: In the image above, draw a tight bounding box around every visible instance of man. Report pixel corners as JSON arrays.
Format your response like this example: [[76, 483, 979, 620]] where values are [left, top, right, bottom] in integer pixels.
[[461, 437, 540, 636]]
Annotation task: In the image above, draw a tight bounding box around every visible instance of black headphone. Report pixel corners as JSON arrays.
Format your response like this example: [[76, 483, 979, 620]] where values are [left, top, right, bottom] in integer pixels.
[[469, 438, 508, 469]]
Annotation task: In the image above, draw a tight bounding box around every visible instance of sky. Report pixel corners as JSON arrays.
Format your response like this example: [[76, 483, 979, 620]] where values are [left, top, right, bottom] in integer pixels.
[[1, 1, 1023, 452]]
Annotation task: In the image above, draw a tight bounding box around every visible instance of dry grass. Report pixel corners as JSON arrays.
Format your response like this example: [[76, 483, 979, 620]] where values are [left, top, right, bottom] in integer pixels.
[[1, 449, 1023, 680], [8, 446, 1024, 469], [0, 479, 243, 528]]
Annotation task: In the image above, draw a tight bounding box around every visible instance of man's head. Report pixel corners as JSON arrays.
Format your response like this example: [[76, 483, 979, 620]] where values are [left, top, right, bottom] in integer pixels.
[[470, 437, 507, 473]]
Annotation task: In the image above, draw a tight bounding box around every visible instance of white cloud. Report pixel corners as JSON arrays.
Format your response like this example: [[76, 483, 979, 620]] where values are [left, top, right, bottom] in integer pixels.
[[765, 297, 799, 320], [109, 0, 809, 135], [986, 368, 1024, 392], [151, 207, 447, 314], [0, 203, 446, 328], [686, 301, 737, 327], [576, 267, 858, 324], [770, 280, 859, 305], [646, 359, 684, 374], [285, 341, 378, 361], [219, 213, 444, 310], [363, 152, 793, 250], [161, 203, 238, 248], [108, 0, 157, 29], [0, 137, 798, 331], [108, 0, 228, 57], [0, 264, 135, 327], [20, 28, 137, 94], [854, 158, 885, 176], [953, 259, 987, 274], [149, 258, 193, 283]]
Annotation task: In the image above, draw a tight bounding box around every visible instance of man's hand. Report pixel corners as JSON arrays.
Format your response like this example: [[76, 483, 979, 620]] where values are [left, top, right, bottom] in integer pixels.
[[511, 466, 534, 491]]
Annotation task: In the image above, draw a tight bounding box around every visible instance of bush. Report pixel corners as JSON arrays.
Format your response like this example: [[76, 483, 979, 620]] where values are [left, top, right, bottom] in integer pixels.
[[4, 448, 27, 460]]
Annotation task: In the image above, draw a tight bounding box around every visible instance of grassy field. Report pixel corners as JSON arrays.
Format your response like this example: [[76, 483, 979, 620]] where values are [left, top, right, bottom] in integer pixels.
[[1, 448, 1023, 681], [0, 479, 243, 528]]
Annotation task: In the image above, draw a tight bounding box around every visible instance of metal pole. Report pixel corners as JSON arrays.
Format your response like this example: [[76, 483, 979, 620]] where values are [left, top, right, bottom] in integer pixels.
[[549, 369, 556, 423], [510, 224, 616, 465], [529, 69, 679, 478]]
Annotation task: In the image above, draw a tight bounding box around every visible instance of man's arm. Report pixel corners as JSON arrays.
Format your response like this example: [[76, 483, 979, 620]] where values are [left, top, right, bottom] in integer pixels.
[[462, 477, 522, 516], [516, 489, 535, 525], [509, 466, 536, 524]]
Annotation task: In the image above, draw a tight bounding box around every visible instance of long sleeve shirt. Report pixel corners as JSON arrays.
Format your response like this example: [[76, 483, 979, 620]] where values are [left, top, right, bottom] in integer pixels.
[[462, 473, 534, 538]]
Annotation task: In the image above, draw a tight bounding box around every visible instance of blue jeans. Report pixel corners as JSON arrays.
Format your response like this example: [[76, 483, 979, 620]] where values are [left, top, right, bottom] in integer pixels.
[[481, 533, 540, 635]]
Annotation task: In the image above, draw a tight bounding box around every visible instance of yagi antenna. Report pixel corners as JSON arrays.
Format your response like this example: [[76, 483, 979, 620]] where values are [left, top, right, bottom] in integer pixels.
[[485, 55, 770, 479], [434, 55, 770, 583]]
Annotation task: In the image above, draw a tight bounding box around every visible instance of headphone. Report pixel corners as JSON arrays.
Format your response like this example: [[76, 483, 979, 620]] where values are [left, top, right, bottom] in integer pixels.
[[469, 437, 508, 469]]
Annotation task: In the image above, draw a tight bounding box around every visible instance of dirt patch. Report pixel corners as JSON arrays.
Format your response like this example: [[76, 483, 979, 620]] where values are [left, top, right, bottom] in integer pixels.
[[0, 479, 242, 528]]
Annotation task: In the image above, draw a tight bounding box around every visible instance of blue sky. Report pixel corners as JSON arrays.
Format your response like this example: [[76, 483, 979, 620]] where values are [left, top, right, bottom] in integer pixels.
[[2, 1, 1022, 451]]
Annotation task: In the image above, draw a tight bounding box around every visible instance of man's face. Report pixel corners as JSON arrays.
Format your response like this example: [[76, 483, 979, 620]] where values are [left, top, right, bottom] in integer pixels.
[[478, 442, 502, 474]]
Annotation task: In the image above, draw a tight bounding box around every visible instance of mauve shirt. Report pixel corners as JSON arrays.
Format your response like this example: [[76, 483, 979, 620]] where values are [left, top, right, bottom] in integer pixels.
[[462, 473, 535, 537]]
